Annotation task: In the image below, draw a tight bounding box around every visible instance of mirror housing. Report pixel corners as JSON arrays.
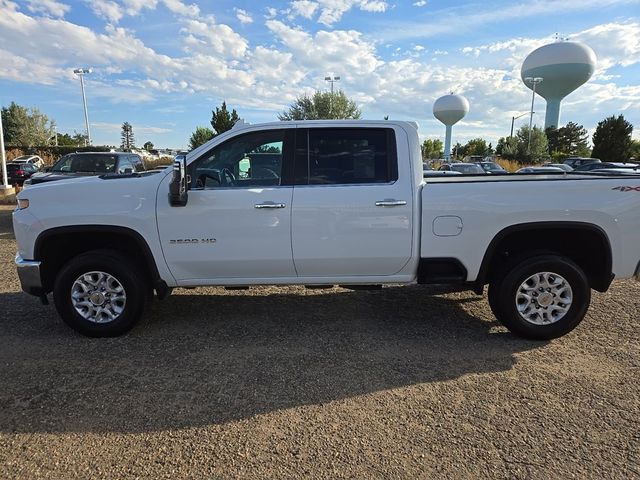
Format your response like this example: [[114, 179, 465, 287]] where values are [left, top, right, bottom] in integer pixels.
[[168, 157, 188, 207]]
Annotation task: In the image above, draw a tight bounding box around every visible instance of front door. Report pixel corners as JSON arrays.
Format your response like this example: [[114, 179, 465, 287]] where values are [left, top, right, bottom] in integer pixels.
[[156, 128, 296, 283]]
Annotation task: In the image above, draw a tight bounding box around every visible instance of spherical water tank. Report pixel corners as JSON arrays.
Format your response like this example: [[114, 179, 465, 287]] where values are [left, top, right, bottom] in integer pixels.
[[433, 94, 469, 160], [521, 41, 596, 128]]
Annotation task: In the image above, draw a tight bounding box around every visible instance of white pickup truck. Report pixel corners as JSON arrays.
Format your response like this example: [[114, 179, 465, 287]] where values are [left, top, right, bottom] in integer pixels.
[[12, 120, 640, 339]]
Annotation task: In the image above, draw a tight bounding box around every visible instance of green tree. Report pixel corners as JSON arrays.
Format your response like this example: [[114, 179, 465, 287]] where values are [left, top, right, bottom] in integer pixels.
[[421, 139, 443, 160], [452, 142, 463, 160], [143, 141, 154, 151], [72, 131, 88, 146], [546, 122, 589, 158], [629, 139, 640, 161], [463, 138, 488, 156], [278, 90, 361, 120], [211, 101, 240, 135], [515, 125, 548, 163], [120, 122, 135, 150], [591, 115, 633, 162], [55, 133, 76, 146], [189, 126, 214, 150], [1, 102, 56, 147]]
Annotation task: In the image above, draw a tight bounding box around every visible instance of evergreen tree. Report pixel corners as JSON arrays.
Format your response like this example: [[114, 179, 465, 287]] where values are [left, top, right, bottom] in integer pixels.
[[189, 126, 215, 150], [591, 115, 633, 162], [211, 101, 240, 135], [120, 122, 135, 150]]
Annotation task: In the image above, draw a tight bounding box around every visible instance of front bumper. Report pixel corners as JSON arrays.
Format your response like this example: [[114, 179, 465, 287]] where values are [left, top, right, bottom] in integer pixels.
[[15, 253, 43, 296]]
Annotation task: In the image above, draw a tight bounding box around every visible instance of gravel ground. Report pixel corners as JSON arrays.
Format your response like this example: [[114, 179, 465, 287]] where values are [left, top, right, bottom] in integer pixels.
[[0, 205, 639, 479]]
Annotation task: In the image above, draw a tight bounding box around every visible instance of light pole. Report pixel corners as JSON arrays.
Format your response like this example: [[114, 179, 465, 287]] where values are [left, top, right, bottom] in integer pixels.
[[324, 75, 340, 118], [73, 68, 92, 146], [0, 112, 8, 189], [510, 112, 530, 137], [525, 76, 543, 155]]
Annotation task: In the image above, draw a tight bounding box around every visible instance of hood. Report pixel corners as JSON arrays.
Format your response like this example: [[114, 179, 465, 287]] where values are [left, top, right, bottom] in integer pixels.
[[27, 171, 99, 185]]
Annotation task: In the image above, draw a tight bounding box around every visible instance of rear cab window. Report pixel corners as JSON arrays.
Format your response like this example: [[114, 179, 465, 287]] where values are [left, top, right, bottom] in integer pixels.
[[296, 128, 398, 185]]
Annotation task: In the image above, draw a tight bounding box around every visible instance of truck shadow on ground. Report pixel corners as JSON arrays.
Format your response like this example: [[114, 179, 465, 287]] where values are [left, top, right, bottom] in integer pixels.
[[0, 286, 545, 434]]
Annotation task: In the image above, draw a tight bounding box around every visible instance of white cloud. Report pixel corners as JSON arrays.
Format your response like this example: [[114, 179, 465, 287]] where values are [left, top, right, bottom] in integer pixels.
[[265, 7, 278, 19], [413, 0, 427, 6], [162, 0, 199, 17], [26, 0, 70, 17], [286, 0, 389, 25], [92, 122, 172, 134], [89, 0, 123, 23], [290, 0, 318, 19], [181, 17, 249, 58], [234, 8, 253, 24], [122, 0, 158, 16]]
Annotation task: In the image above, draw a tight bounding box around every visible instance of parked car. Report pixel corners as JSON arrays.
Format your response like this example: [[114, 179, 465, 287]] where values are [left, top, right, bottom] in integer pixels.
[[517, 166, 566, 174], [424, 170, 463, 177], [25, 152, 145, 187], [582, 168, 640, 176], [2, 162, 39, 185], [10, 155, 44, 169], [543, 163, 573, 172], [574, 162, 640, 172], [439, 163, 486, 174], [12, 120, 640, 341], [563, 157, 600, 169], [477, 161, 507, 174]]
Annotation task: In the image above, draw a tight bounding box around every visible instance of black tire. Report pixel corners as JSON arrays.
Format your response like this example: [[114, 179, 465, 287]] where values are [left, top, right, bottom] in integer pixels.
[[490, 255, 590, 340], [53, 249, 146, 337]]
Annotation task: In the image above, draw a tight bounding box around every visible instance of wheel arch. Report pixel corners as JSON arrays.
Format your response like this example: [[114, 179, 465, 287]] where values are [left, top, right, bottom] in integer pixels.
[[475, 221, 613, 293], [34, 225, 166, 296]]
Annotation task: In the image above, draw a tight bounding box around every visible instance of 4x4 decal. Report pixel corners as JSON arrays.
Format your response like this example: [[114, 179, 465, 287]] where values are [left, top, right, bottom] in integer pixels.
[[612, 186, 640, 192]]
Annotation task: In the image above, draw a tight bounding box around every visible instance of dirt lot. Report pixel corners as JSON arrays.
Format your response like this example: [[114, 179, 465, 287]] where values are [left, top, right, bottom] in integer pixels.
[[0, 205, 638, 479]]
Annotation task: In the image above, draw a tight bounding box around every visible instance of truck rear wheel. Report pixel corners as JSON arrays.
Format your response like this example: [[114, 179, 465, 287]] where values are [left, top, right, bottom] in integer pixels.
[[53, 250, 146, 337], [490, 255, 590, 340]]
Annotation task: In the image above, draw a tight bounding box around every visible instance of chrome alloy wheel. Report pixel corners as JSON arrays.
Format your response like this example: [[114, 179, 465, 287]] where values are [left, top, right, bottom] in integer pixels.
[[515, 271, 573, 325], [70, 271, 127, 324]]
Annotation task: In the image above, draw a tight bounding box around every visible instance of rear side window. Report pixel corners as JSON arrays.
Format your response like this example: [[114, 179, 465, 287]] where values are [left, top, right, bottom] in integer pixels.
[[305, 128, 397, 185]]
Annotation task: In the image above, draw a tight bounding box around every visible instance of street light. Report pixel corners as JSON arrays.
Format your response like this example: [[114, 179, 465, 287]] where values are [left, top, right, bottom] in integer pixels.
[[524, 76, 543, 154], [324, 75, 340, 118], [510, 112, 530, 138], [0, 112, 8, 190], [73, 68, 92, 146], [324, 75, 340, 95]]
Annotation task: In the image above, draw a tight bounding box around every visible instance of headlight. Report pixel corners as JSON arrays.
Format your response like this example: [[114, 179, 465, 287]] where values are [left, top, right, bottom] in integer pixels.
[[17, 199, 29, 210]]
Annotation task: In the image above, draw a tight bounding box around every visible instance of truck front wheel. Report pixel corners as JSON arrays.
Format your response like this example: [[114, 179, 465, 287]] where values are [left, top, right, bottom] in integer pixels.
[[53, 250, 146, 337], [490, 255, 591, 340]]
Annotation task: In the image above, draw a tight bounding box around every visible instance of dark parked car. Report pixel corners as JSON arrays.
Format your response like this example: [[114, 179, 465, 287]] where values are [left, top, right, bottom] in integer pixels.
[[563, 157, 600, 169], [25, 152, 145, 186], [439, 162, 486, 174], [2, 162, 39, 186], [574, 162, 639, 172], [477, 161, 507, 174]]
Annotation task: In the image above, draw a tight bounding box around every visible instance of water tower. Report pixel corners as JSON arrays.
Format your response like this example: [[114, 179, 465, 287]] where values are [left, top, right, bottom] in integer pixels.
[[521, 41, 596, 129], [433, 94, 469, 161]]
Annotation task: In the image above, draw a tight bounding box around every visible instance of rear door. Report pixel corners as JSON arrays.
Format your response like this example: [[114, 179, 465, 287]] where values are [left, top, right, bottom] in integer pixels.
[[291, 127, 413, 277]]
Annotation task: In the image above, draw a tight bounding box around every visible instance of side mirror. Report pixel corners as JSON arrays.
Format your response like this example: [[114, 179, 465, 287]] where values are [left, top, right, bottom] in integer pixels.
[[169, 157, 188, 207]]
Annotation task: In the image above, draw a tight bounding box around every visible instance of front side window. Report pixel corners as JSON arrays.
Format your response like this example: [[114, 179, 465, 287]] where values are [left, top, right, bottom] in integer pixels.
[[190, 130, 285, 189], [51, 154, 117, 173], [306, 128, 397, 185]]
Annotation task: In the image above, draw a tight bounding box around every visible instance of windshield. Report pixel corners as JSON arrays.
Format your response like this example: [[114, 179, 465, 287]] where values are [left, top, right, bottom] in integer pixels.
[[52, 154, 118, 173], [452, 164, 485, 174]]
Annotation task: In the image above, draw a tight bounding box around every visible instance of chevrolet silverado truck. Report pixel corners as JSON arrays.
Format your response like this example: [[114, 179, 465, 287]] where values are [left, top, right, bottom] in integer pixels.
[[12, 120, 640, 339]]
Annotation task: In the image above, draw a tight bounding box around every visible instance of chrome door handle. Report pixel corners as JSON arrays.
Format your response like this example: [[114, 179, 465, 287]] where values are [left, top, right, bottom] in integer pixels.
[[375, 199, 407, 207], [254, 202, 286, 209]]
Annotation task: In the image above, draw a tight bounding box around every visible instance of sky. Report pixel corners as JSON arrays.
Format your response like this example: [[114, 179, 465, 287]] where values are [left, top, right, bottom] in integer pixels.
[[0, 0, 639, 149]]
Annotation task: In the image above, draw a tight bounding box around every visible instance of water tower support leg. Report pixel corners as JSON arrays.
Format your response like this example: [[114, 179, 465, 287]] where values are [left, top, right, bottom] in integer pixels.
[[444, 125, 452, 161], [544, 98, 562, 129]]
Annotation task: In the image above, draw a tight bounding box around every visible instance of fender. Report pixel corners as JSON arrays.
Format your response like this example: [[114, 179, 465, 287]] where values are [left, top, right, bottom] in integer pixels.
[[474, 221, 613, 293]]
